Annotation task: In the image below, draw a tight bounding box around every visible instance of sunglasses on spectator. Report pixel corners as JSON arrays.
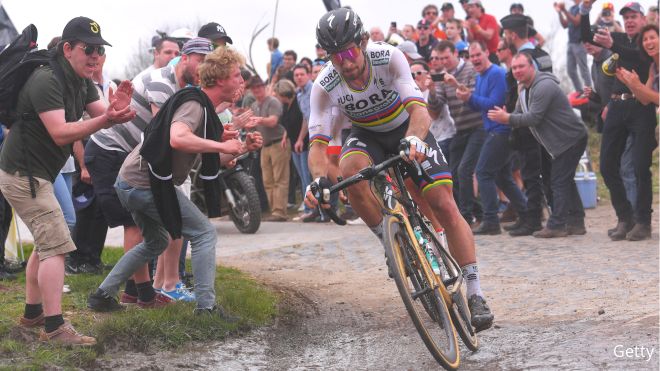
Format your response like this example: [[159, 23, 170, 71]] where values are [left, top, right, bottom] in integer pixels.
[[77, 44, 105, 56], [425, 11, 438, 16], [330, 46, 361, 65], [411, 71, 427, 78], [417, 25, 430, 30]]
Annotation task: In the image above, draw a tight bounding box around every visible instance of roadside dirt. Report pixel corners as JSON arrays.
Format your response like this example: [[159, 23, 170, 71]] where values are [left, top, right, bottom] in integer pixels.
[[99, 205, 659, 370]]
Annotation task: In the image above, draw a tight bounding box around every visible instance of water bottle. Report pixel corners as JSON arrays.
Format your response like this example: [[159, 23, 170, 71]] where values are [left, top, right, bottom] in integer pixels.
[[413, 226, 441, 275], [601, 53, 619, 77]]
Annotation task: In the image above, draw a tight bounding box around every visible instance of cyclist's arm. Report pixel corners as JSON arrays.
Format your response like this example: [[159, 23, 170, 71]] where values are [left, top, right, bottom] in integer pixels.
[[307, 82, 335, 178], [389, 47, 431, 139]]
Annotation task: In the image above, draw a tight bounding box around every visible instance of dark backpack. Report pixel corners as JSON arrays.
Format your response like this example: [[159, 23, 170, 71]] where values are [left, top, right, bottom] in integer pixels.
[[0, 24, 61, 127]]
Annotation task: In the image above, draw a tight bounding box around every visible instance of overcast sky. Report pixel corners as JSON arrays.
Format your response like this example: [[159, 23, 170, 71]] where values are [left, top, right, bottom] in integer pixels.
[[1, 0, 653, 79]]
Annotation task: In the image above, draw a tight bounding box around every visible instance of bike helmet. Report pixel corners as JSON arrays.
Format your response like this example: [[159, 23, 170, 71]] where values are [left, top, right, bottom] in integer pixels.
[[316, 8, 364, 53]]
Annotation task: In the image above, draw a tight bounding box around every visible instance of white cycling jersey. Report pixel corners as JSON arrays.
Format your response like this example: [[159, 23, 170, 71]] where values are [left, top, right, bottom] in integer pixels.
[[308, 42, 426, 146]]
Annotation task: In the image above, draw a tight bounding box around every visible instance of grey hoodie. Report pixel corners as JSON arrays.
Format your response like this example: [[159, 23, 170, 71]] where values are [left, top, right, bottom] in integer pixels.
[[510, 72, 587, 158]]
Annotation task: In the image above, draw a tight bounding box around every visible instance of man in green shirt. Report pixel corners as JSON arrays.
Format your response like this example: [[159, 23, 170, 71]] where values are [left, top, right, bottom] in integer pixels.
[[0, 16, 135, 346]]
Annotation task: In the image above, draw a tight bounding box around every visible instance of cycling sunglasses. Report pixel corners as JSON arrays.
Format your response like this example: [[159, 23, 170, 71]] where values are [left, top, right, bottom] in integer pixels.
[[330, 46, 361, 65], [78, 44, 105, 56]]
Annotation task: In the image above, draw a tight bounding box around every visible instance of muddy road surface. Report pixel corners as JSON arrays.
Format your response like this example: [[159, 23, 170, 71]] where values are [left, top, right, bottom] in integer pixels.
[[100, 206, 658, 370]]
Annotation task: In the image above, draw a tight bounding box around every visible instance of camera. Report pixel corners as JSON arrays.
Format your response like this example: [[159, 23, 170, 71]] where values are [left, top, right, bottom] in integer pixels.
[[431, 73, 445, 82], [391, 21, 397, 29], [602, 9, 612, 16]]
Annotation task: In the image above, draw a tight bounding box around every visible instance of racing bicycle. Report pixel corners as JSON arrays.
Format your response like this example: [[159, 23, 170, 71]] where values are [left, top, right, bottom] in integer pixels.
[[310, 140, 478, 370]]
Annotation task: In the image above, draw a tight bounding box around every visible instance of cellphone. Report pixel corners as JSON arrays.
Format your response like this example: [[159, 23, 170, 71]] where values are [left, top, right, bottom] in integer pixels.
[[391, 21, 397, 28], [431, 73, 445, 82]]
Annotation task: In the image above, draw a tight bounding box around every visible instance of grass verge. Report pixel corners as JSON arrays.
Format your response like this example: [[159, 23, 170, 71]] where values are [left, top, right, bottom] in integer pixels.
[[0, 246, 278, 370]]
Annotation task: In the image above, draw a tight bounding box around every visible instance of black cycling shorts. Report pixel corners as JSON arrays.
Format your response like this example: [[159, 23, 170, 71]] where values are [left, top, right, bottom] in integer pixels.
[[340, 121, 452, 193]]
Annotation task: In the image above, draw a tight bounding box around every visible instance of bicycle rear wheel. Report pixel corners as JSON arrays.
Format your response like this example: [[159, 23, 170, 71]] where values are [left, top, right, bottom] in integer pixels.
[[383, 215, 460, 370]]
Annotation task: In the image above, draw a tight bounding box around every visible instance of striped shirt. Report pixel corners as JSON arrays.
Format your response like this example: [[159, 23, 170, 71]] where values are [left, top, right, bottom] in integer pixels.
[[427, 59, 482, 132], [91, 65, 178, 152]]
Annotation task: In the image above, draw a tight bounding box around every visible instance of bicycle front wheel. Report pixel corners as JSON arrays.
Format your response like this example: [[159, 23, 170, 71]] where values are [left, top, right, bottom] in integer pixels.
[[383, 215, 460, 370]]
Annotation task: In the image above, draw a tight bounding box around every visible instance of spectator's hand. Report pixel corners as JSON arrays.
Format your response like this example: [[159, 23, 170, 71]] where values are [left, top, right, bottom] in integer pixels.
[[615, 67, 642, 88], [104, 100, 136, 128], [467, 18, 478, 28], [443, 73, 459, 88], [424, 75, 434, 91], [80, 167, 92, 184], [553, 2, 562, 12], [456, 84, 471, 101], [220, 139, 245, 155], [280, 135, 288, 150], [233, 109, 255, 129], [110, 80, 133, 110], [246, 131, 263, 151], [225, 158, 238, 168], [222, 125, 240, 141], [232, 85, 245, 103], [583, 86, 594, 98], [215, 101, 232, 114], [487, 106, 510, 124], [593, 27, 613, 49], [294, 138, 304, 153]]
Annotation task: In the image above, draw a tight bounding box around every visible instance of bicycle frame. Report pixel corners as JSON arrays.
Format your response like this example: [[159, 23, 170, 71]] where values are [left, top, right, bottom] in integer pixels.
[[325, 153, 466, 306]]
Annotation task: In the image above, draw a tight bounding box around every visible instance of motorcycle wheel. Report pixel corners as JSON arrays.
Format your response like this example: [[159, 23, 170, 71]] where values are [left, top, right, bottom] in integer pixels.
[[226, 171, 262, 234]]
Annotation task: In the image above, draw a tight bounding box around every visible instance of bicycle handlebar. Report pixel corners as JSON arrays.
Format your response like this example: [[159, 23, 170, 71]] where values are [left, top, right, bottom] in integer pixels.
[[311, 140, 435, 226]]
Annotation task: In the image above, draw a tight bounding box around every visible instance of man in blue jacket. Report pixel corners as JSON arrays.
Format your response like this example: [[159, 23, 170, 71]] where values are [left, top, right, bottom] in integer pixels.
[[457, 41, 527, 235]]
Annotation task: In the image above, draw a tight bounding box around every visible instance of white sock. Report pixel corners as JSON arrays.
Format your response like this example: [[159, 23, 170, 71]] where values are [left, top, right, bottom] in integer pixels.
[[461, 263, 483, 298]]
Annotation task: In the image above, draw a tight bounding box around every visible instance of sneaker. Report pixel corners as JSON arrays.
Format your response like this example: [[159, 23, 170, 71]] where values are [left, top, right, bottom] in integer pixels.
[[194, 305, 240, 323], [533, 227, 568, 238], [137, 292, 173, 309], [87, 289, 124, 312], [468, 294, 494, 332], [609, 220, 634, 241], [567, 224, 587, 236], [472, 223, 501, 235], [19, 313, 45, 328], [508, 223, 542, 237], [39, 322, 96, 346], [626, 223, 651, 241], [0, 270, 16, 280], [78, 263, 102, 275], [263, 214, 287, 222], [64, 259, 80, 275], [162, 282, 196, 302], [1, 261, 25, 274], [302, 209, 320, 223], [294, 211, 315, 222], [120, 292, 138, 305]]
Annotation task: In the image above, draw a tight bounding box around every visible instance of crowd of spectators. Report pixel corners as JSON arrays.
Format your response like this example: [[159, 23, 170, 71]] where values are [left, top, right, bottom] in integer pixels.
[[0, 0, 658, 347]]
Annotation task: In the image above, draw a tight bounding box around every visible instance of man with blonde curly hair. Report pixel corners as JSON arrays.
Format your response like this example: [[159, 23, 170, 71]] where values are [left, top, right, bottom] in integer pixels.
[[88, 47, 263, 318]]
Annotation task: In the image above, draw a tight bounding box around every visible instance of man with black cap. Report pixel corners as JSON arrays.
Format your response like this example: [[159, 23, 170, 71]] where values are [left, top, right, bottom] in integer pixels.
[[580, 0, 656, 241], [0, 16, 136, 346], [198, 22, 233, 48], [500, 13, 555, 237]]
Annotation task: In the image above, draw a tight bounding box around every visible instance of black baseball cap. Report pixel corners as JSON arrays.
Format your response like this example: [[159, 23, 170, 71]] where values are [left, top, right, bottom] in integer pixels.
[[441, 3, 454, 11], [619, 2, 645, 15], [198, 22, 233, 44], [61, 16, 111, 46], [510, 3, 524, 12], [500, 14, 528, 30]]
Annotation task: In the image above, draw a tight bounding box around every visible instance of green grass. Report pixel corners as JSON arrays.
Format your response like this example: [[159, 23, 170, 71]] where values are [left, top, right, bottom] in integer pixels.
[[0, 246, 278, 370]]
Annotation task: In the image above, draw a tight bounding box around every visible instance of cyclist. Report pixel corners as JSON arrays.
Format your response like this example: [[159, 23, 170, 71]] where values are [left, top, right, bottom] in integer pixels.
[[306, 8, 493, 332]]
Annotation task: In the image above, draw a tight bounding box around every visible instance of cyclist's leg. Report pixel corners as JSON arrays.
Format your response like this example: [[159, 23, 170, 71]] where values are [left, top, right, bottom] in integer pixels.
[[409, 132, 493, 331], [338, 130, 385, 229]]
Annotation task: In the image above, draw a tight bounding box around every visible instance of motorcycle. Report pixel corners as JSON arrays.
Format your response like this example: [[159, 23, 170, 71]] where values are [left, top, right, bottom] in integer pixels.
[[190, 151, 262, 234]]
